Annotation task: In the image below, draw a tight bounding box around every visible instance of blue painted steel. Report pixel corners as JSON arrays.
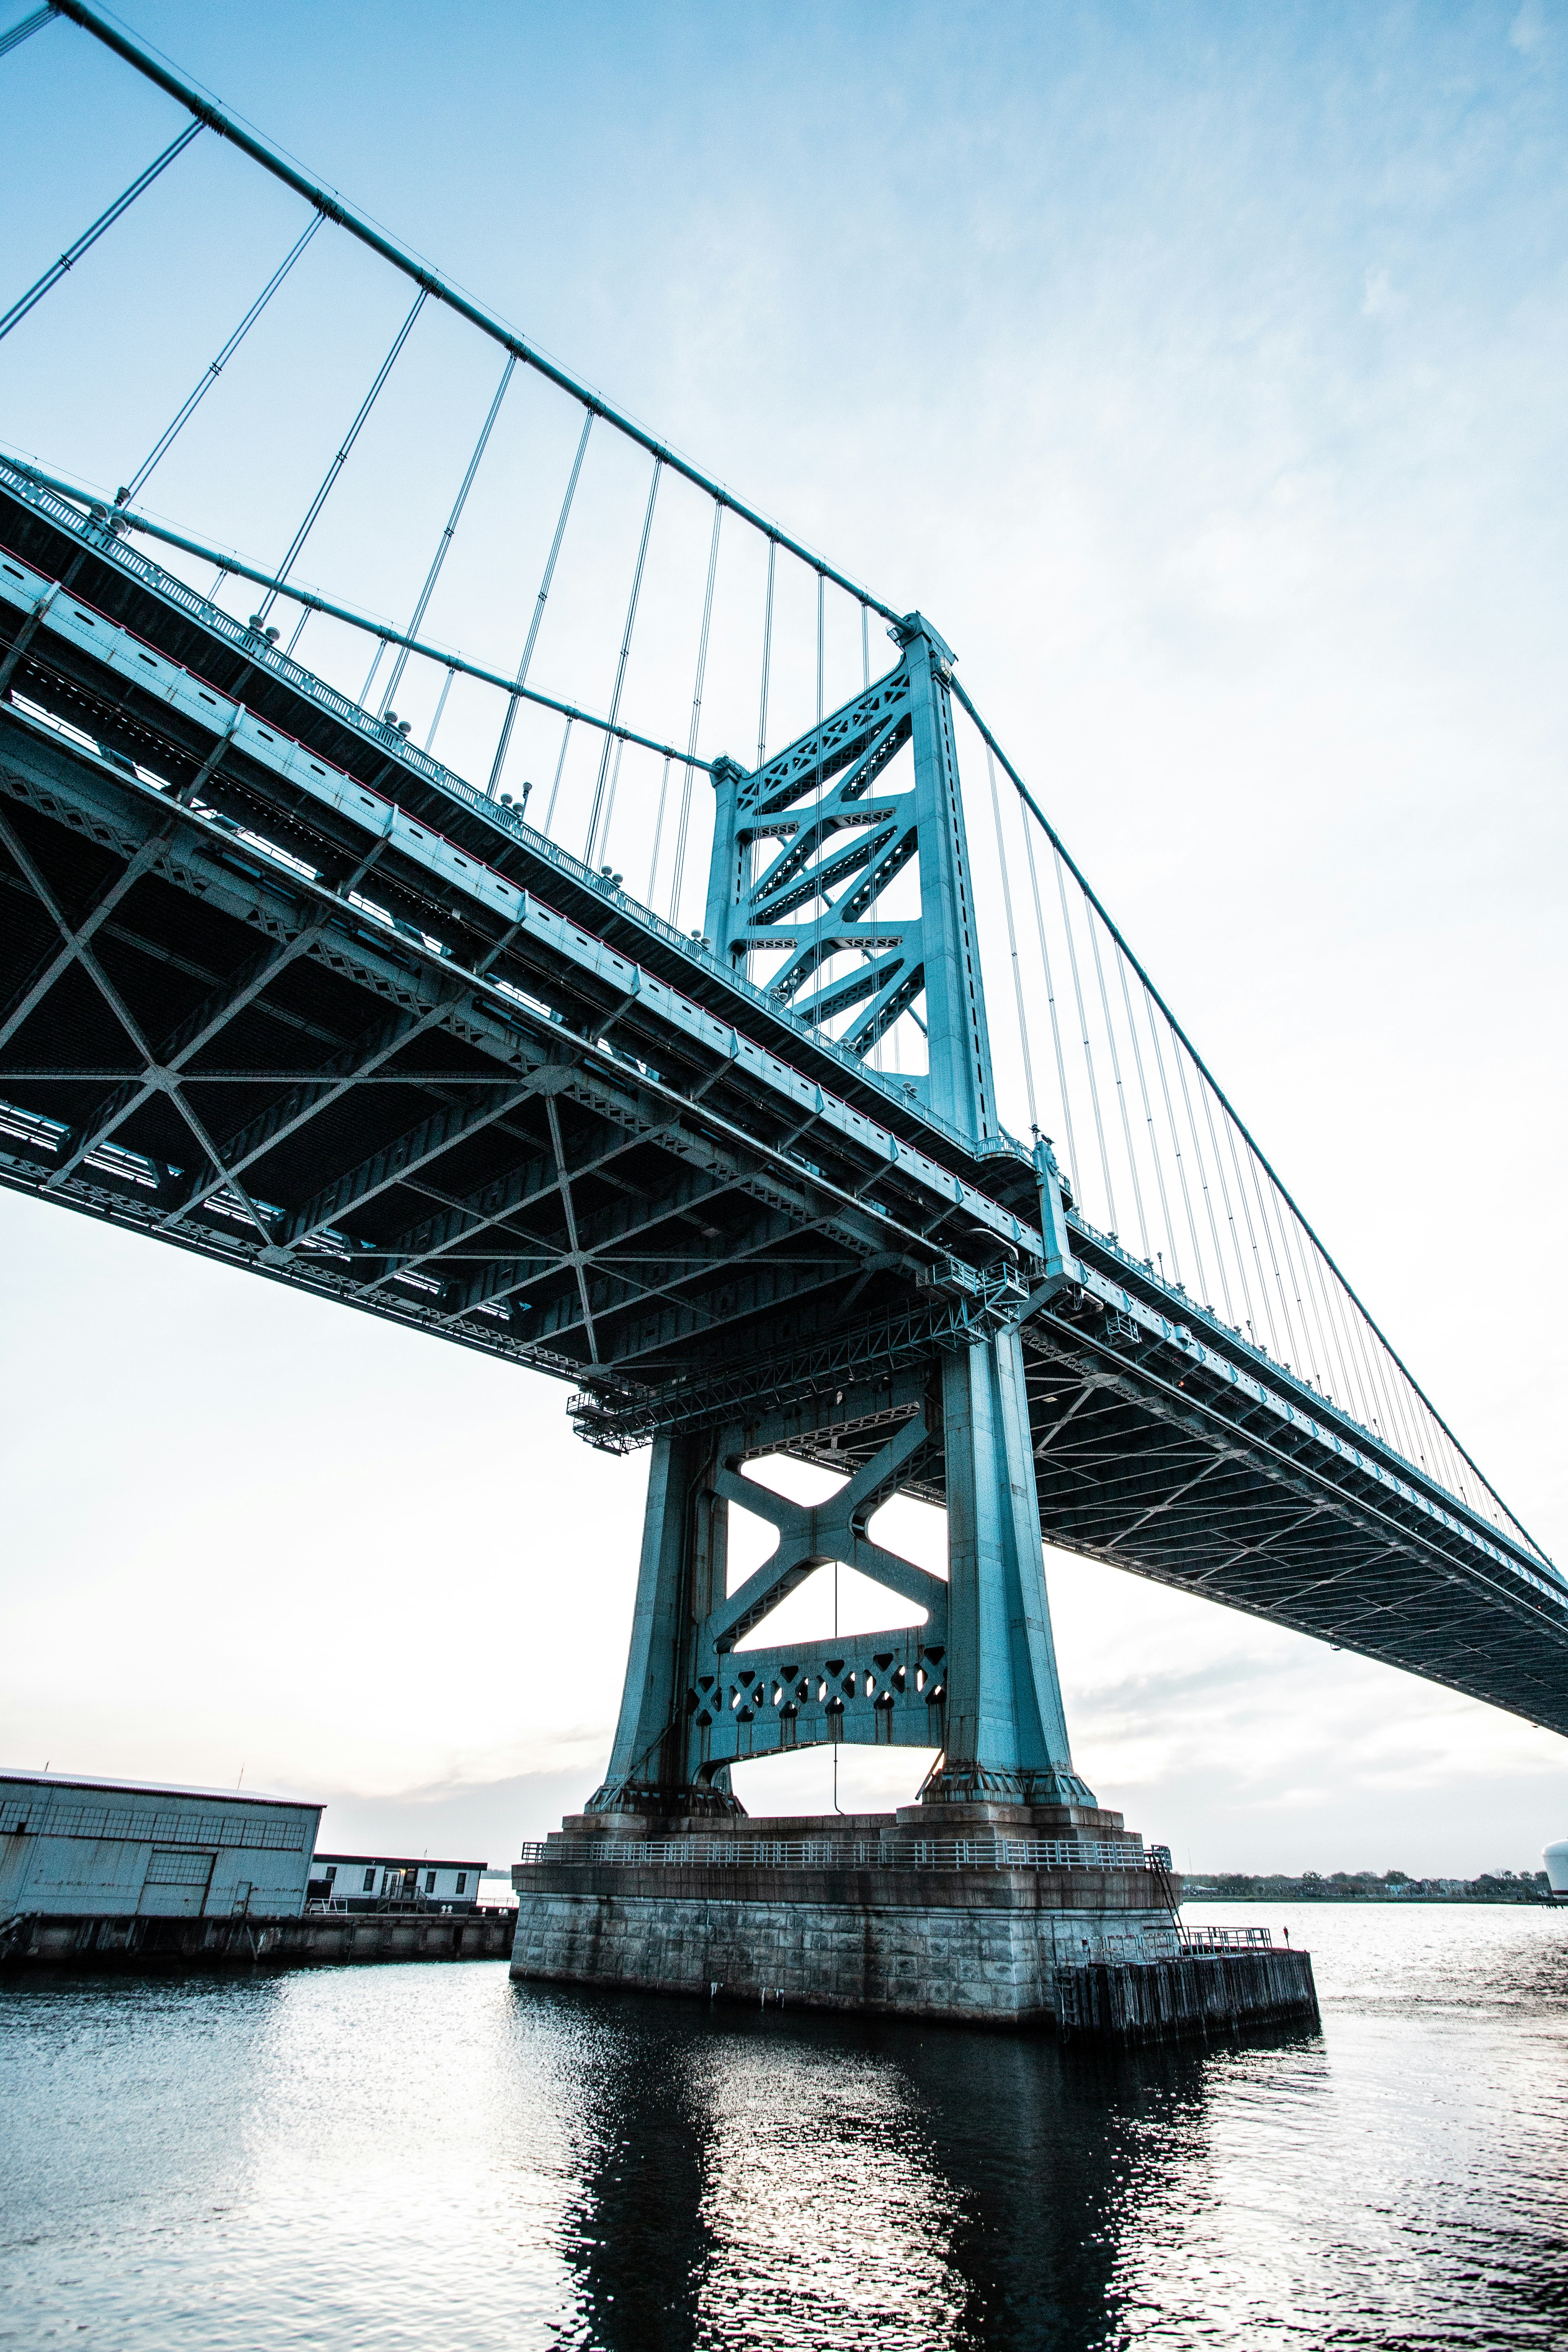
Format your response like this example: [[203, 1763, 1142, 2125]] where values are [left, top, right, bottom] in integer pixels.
[[0, 493, 1561, 1749], [597, 630, 1093, 1810]]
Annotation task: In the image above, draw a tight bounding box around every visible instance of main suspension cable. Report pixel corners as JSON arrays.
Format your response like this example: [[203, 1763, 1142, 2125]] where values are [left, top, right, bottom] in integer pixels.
[[51, 0, 901, 628]]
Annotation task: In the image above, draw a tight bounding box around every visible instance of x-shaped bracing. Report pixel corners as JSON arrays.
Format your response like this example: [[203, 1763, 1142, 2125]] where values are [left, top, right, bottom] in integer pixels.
[[705, 1410, 946, 1653]]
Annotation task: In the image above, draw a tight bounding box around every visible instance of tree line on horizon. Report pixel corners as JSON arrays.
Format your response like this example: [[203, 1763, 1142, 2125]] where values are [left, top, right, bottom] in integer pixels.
[[1184, 1868, 1554, 1902]]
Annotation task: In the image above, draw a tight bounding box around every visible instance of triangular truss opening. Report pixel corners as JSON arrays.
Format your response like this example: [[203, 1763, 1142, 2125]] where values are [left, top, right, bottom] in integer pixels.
[[715, 655, 932, 1085]]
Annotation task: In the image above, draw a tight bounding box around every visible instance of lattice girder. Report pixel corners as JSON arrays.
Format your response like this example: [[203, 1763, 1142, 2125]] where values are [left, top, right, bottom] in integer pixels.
[[704, 615, 1000, 1135]]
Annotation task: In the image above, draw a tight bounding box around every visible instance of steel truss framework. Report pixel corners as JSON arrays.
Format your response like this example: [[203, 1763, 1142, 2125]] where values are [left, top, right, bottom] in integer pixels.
[[0, 473, 1564, 1773]]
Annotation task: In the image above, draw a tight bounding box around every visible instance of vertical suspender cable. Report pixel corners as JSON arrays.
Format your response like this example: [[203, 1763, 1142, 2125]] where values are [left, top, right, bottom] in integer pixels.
[[1354, 1295, 1408, 1455], [1274, 1185, 1331, 1396], [1276, 1193, 1332, 1395], [375, 352, 515, 715], [815, 569, 825, 805], [1088, 911, 1149, 1261], [1022, 811, 1080, 1200], [948, 685, 1538, 1527], [1222, 1114, 1278, 1356], [1303, 1225, 1358, 1413], [1198, 1079, 1254, 1340], [809, 570, 826, 988], [123, 213, 323, 501], [756, 537, 776, 771], [1351, 1296, 1402, 1450], [1278, 1204, 1335, 1383], [1321, 1258, 1375, 1428], [1316, 1244, 1373, 1429], [0, 7, 55, 58], [861, 601, 870, 690], [356, 632, 392, 706], [1246, 1147, 1303, 1372], [542, 716, 574, 833], [1381, 1325, 1426, 1467], [423, 665, 456, 753], [1174, 1045, 1227, 1313], [985, 744, 1037, 1131], [1121, 949, 1183, 1301], [257, 286, 427, 621], [667, 500, 724, 924], [488, 407, 594, 798], [599, 733, 628, 864], [1056, 857, 1117, 1235], [646, 755, 673, 902], [586, 456, 662, 864], [0, 118, 203, 343], [1142, 1004, 1189, 1292]]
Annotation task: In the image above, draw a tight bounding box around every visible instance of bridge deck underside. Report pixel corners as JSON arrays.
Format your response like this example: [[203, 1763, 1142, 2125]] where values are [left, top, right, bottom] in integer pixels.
[[1, 494, 1564, 1741]]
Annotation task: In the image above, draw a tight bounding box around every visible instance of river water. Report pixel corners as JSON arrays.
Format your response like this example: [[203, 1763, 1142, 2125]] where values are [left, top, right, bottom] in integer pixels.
[[1, 1903, 1564, 2350]]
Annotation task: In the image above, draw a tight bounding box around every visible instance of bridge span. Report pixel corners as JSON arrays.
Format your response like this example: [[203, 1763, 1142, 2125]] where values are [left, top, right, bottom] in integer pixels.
[[0, 0, 1562, 1859], [0, 464, 1561, 1761]]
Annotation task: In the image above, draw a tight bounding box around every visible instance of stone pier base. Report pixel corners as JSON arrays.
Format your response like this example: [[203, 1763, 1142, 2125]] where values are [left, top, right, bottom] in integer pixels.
[[510, 1801, 1174, 2027]]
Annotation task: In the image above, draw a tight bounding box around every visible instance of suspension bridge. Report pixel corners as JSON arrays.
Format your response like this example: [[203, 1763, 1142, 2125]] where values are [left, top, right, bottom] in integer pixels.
[[1, 0, 1563, 1903]]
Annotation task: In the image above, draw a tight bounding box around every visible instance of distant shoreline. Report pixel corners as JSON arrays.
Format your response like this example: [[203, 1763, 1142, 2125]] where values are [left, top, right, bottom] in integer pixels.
[[1185, 1892, 1559, 1907]]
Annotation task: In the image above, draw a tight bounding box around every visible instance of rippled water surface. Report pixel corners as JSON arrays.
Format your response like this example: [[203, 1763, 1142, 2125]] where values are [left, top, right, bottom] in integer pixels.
[[2, 1904, 1565, 2350]]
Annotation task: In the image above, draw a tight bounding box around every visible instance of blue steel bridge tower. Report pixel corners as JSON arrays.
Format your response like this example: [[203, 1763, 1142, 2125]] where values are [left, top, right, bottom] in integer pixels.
[[592, 614, 1094, 1819]]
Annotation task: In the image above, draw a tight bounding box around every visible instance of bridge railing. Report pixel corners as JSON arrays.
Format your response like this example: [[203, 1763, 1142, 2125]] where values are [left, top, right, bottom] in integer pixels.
[[515, 1836, 1156, 1873]]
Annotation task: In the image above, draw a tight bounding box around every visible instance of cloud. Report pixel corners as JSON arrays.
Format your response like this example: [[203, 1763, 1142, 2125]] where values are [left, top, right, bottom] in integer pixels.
[[1510, 2, 1548, 57]]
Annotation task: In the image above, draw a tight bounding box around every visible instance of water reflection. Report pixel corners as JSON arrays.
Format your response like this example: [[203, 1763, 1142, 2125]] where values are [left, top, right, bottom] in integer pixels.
[[0, 1906, 1564, 2350], [554, 1989, 1325, 2350]]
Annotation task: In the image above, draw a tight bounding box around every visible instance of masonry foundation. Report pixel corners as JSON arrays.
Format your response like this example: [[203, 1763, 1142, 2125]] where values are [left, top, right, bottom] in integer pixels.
[[510, 1800, 1174, 2027]]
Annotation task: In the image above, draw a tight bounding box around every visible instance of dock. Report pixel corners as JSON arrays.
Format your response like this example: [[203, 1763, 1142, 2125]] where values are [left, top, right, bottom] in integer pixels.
[[0, 1905, 517, 1973], [1054, 1927, 1319, 2043]]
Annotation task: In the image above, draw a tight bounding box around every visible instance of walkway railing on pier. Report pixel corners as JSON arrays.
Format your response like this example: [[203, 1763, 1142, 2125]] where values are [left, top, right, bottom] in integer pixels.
[[515, 1835, 1155, 1873], [1176, 1924, 1274, 1951]]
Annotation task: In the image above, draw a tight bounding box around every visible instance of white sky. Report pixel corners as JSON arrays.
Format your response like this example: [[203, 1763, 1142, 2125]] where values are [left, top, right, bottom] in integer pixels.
[[0, 0, 1563, 1875]]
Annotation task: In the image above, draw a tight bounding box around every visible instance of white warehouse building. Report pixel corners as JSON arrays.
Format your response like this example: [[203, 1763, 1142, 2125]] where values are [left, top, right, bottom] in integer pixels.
[[0, 1771, 322, 1922], [307, 1853, 486, 1912]]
